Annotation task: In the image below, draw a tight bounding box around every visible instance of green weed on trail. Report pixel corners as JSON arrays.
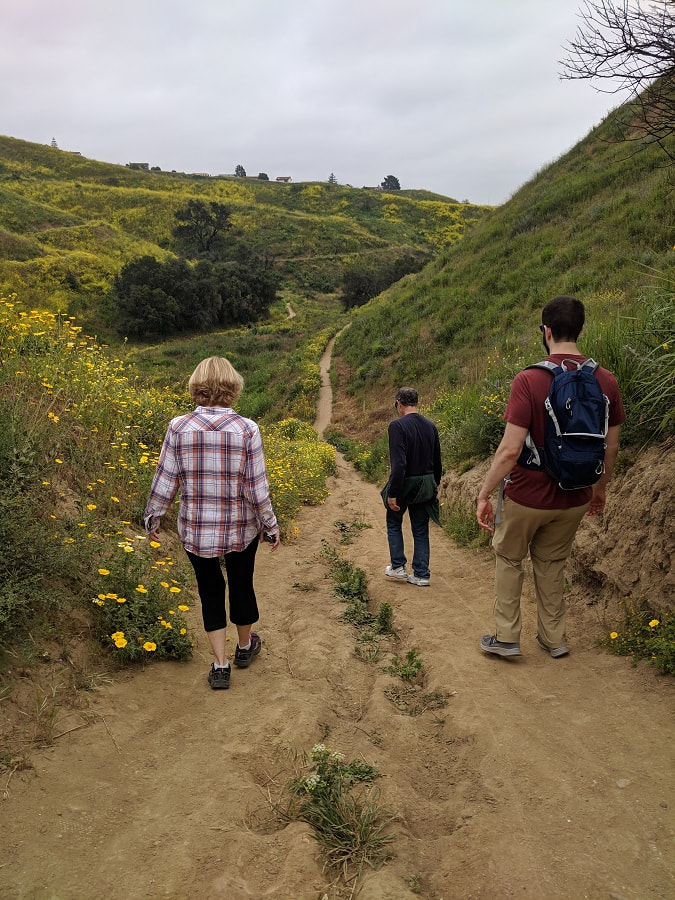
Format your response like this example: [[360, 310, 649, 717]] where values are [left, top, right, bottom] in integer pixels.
[[0, 296, 336, 662], [277, 744, 394, 879]]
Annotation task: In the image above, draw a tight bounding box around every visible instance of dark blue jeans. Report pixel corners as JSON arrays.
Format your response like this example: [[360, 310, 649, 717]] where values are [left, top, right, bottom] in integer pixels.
[[386, 503, 431, 578]]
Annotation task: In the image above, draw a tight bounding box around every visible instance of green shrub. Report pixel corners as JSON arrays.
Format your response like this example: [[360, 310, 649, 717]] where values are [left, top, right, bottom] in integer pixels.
[[90, 538, 192, 662], [441, 499, 490, 549], [600, 596, 675, 675], [384, 648, 424, 682], [280, 743, 394, 875]]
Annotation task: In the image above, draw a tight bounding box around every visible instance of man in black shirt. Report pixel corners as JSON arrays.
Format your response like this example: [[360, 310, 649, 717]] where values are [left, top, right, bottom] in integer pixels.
[[383, 387, 443, 586]]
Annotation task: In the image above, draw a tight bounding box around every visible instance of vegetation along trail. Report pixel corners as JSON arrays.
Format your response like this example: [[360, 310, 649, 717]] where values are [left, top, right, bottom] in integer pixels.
[[1, 341, 673, 900]]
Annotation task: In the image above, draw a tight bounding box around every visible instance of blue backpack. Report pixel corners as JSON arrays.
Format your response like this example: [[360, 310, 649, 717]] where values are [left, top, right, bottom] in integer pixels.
[[517, 358, 610, 490]]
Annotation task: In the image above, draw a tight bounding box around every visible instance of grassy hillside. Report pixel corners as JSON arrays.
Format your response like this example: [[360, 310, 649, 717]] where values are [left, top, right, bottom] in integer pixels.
[[0, 135, 490, 321], [332, 96, 675, 457]]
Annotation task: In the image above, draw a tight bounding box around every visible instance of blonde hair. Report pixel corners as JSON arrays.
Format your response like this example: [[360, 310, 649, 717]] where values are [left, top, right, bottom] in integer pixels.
[[188, 357, 244, 407]]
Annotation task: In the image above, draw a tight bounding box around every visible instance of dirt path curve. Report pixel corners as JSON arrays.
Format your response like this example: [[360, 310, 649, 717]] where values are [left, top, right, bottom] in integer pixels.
[[2, 342, 673, 900]]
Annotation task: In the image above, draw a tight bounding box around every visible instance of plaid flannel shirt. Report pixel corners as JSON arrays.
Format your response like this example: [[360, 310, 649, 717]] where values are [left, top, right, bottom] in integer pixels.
[[144, 407, 278, 556]]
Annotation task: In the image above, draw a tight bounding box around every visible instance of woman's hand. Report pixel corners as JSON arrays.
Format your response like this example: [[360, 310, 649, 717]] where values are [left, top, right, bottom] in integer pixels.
[[262, 531, 281, 551]]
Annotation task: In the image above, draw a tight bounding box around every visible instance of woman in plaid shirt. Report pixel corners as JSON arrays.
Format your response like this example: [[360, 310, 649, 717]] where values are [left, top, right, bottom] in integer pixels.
[[145, 357, 279, 690]]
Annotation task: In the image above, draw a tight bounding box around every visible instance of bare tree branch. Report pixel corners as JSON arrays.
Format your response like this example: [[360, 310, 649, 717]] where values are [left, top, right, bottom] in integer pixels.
[[560, 1, 675, 157]]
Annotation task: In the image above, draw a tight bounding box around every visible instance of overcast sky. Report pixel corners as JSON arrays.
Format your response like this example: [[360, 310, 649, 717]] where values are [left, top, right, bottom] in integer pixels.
[[1, 0, 626, 205]]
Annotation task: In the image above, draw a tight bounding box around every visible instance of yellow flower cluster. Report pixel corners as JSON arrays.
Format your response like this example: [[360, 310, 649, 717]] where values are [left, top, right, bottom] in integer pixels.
[[262, 419, 336, 533]]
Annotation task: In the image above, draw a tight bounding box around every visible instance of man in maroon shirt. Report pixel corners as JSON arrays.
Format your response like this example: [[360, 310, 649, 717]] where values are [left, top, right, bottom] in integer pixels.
[[476, 296, 625, 658]]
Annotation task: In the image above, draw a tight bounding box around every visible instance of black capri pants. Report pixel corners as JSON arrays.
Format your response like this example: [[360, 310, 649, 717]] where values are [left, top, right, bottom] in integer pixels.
[[186, 536, 260, 632]]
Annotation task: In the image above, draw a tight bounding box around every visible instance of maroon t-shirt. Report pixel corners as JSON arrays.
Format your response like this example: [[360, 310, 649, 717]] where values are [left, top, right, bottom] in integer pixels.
[[504, 354, 626, 509]]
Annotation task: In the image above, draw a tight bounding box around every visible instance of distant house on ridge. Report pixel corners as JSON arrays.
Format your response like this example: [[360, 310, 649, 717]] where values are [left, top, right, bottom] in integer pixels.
[[276, 176, 292, 183], [127, 162, 150, 170]]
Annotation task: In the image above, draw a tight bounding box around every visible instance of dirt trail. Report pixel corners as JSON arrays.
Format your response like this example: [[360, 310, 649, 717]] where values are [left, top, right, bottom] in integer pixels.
[[1, 342, 674, 900]]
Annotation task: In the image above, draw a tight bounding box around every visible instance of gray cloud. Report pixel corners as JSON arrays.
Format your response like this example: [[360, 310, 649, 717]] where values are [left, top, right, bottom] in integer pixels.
[[1, 0, 624, 204]]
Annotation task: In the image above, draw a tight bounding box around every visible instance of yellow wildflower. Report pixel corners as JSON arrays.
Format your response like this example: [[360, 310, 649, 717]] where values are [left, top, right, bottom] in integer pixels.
[[610, 632, 618, 640], [649, 619, 659, 628], [143, 642, 157, 652]]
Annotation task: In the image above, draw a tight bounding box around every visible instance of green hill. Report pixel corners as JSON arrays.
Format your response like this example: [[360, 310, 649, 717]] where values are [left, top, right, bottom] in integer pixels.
[[0, 135, 490, 320], [332, 96, 675, 449]]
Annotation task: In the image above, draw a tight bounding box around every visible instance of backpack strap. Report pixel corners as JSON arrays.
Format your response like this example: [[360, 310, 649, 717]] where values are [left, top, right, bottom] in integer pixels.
[[526, 357, 599, 375], [525, 360, 560, 375]]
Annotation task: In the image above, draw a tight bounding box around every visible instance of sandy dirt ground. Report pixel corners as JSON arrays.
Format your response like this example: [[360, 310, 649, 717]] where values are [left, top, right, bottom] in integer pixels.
[[1, 341, 673, 900]]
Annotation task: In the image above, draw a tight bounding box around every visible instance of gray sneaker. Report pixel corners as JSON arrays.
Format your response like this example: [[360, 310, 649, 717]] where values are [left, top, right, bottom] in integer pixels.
[[480, 635, 521, 657], [385, 565, 408, 580], [407, 574, 430, 587], [536, 634, 569, 658]]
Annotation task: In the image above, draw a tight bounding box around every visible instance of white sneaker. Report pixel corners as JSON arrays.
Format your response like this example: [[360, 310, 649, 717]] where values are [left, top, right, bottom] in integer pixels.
[[385, 565, 408, 580], [407, 574, 430, 587]]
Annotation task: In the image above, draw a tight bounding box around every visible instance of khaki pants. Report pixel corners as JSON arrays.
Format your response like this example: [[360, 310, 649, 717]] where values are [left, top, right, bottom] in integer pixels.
[[491, 496, 589, 646]]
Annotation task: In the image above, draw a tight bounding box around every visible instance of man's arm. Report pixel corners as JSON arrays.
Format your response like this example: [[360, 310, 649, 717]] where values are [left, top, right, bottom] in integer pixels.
[[387, 421, 406, 510], [476, 422, 528, 533], [588, 424, 621, 515]]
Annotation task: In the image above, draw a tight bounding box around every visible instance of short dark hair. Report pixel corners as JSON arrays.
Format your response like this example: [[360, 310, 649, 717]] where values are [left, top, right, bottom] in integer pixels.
[[395, 386, 418, 407], [541, 296, 585, 342]]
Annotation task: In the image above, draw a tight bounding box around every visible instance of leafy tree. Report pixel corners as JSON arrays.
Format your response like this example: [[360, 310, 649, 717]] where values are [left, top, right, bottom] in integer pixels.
[[258, 172, 269, 180], [235, 164, 246, 177], [341, 251, 428, 310], [113, 254, 280, 339], [560, 0, 675, 158], [172, 199, 233, 257], [328, 173, 338, 184], [381, 175, 401, 191]]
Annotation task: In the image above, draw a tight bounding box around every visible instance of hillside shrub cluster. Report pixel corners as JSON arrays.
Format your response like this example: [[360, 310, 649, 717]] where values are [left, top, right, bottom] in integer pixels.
[[113, 254, 279, 339], [341, 250, 428, 310]]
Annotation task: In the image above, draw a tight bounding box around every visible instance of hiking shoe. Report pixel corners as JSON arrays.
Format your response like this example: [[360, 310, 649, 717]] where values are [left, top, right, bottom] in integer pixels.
[[208, 664, 231, 690], [536, 634, 569, 658], [480, 635, 521, 657], [385, 565, 408, 580], [234, 632, 262, 668], [407, 574, 430, 587]]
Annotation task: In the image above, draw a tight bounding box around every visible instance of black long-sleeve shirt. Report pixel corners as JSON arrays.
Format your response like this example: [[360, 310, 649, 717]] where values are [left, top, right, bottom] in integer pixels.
[[387, 412, 442, 498]]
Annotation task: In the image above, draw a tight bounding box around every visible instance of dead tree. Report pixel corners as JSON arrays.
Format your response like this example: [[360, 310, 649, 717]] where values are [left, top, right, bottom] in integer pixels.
[[560, 0, 675, 158]]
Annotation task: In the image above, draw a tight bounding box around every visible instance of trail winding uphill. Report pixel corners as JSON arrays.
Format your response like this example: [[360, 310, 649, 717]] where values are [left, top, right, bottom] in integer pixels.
[[1, 339, 673, 900]]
